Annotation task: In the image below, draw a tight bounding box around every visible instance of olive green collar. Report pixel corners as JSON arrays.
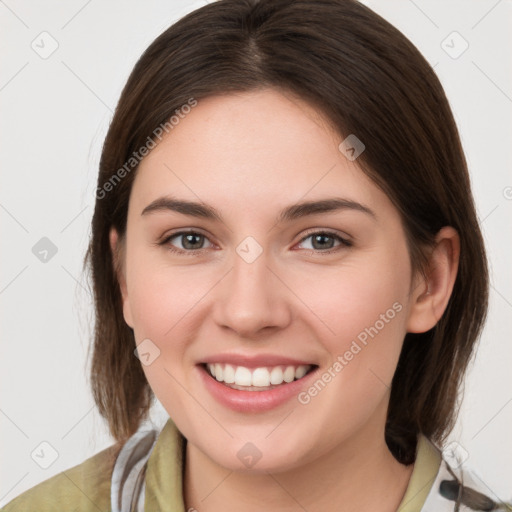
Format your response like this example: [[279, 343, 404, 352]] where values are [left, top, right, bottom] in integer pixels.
[[144, 418, 440, 512]]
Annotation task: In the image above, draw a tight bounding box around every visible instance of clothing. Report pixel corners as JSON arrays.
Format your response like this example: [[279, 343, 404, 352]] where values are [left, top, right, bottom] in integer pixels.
[[1, 418, 506, 511]]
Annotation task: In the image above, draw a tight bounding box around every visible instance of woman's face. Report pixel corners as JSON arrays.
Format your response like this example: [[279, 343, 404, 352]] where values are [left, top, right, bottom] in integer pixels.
[[114, 88, 423, 472]]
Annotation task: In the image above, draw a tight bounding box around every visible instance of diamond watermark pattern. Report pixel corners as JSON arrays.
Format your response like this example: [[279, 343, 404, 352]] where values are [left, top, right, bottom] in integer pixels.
[[32, 237, 58, 263], [441, 31, 469, 59], [339, 134, 365, 161], [236, 236, 263, 264], [31, 31, 59, 59], [237, 442, 262, 468], [31, 441, 59, 469], [442, 441, 469, 469], [134, 338, 161, 366]]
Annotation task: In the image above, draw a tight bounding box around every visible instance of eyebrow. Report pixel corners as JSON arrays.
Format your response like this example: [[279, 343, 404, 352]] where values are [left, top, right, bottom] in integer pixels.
[[141, 195, 376, 222]]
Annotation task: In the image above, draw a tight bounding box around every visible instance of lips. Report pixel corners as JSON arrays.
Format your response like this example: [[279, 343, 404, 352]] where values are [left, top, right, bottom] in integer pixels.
[[201, 353, 316, 368], [196, 354, 319, 412]]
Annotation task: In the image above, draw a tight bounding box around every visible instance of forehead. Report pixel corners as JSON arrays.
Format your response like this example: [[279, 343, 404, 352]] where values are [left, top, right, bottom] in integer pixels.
[[129, 89, 390, 220]]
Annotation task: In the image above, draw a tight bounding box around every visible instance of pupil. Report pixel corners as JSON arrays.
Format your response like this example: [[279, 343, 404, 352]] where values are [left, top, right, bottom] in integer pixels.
[[313, 234, 333, 250], [183, 234, 202, 249]]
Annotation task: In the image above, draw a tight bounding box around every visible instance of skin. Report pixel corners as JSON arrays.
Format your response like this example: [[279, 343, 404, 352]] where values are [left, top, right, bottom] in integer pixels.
[[110, 88, 459, 511]]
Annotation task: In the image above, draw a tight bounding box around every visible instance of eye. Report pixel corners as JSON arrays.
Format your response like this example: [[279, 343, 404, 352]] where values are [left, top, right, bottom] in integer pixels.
[[296, 230, 352, 254], [160, 230, 214, 253], [158, 229, 352, 256]]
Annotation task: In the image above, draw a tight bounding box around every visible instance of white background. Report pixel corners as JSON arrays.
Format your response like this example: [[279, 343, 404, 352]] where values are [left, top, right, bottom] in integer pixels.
[[1, 0, 511, 505]]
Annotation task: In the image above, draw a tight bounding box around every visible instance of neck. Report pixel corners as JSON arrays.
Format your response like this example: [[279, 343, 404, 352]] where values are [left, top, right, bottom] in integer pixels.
[[183, 413, 414, 512]]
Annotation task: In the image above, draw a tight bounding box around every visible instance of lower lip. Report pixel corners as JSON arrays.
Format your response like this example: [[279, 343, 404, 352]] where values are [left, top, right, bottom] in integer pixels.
[[197, 364, 319, 413]]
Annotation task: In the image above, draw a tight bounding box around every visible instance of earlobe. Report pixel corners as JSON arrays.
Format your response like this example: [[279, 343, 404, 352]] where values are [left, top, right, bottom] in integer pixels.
[[406, 227, 460, 333], [109, 227, 134, 328]]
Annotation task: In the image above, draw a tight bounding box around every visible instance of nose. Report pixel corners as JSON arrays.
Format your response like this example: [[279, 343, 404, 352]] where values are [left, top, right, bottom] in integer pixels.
[[212, 246, 292, 339]]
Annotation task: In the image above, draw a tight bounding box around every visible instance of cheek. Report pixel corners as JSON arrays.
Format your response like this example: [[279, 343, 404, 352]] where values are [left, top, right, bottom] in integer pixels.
[[126, 246, 207, 341], [300, 254, 410, 355], [125, 252, 216, 398], [126, 262, 206, 417], [293, 250, 410, 422]]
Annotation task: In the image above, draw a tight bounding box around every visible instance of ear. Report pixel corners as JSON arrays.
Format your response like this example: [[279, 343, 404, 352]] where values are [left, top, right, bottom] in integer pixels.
[[406, 226, 460, 333], [109, 227, 134, 329]]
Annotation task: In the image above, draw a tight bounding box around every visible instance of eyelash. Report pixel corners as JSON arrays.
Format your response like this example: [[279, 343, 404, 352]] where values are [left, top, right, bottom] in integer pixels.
[[158, 229, 353, 256]]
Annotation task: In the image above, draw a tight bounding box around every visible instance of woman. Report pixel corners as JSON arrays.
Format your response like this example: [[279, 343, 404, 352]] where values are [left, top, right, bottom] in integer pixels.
[[2, 0, 508, 510]]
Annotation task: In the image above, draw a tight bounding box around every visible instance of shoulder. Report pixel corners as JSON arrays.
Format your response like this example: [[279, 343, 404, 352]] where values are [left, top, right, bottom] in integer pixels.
[[421, 440, 511, 511], [1, 442, 121, 512], [433, 462, 511, 511]]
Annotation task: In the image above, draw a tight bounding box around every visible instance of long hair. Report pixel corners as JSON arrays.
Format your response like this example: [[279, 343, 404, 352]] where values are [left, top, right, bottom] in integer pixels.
[[84, 0, 488, 464]]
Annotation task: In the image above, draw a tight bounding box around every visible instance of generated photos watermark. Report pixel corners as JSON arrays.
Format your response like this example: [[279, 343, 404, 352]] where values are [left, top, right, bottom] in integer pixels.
[[96, 98, 198, 199], [297, 301, 403, 405]]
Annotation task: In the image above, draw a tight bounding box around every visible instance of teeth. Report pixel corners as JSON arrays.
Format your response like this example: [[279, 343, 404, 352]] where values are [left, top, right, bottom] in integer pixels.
[[214, 363, 223, 382], [223, 364, 235, 384], [205, 363, 312, 387], [295, 365, 308, 379], [283, 366, 295, 383], [270, 367, 283, 385], [252, 368, 270, 387], [234, 366, 252, 386]]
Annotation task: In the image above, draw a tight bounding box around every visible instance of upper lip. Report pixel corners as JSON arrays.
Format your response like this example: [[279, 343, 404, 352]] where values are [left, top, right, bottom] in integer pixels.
[[200, 353, 316, 369]]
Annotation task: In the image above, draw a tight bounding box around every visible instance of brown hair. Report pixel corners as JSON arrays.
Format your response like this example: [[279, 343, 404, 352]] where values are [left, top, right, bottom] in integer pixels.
[[84, 0, 488, 464]]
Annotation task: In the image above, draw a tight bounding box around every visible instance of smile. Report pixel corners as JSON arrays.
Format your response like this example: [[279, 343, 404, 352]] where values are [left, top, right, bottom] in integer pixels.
[[205, 363, 313, 390], [198, 360, 319, 412]]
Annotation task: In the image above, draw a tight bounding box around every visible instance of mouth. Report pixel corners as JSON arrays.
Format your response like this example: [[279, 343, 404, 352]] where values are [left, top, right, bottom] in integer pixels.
[[197, 360, 319, 412], [202, 362, 317, 391]]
